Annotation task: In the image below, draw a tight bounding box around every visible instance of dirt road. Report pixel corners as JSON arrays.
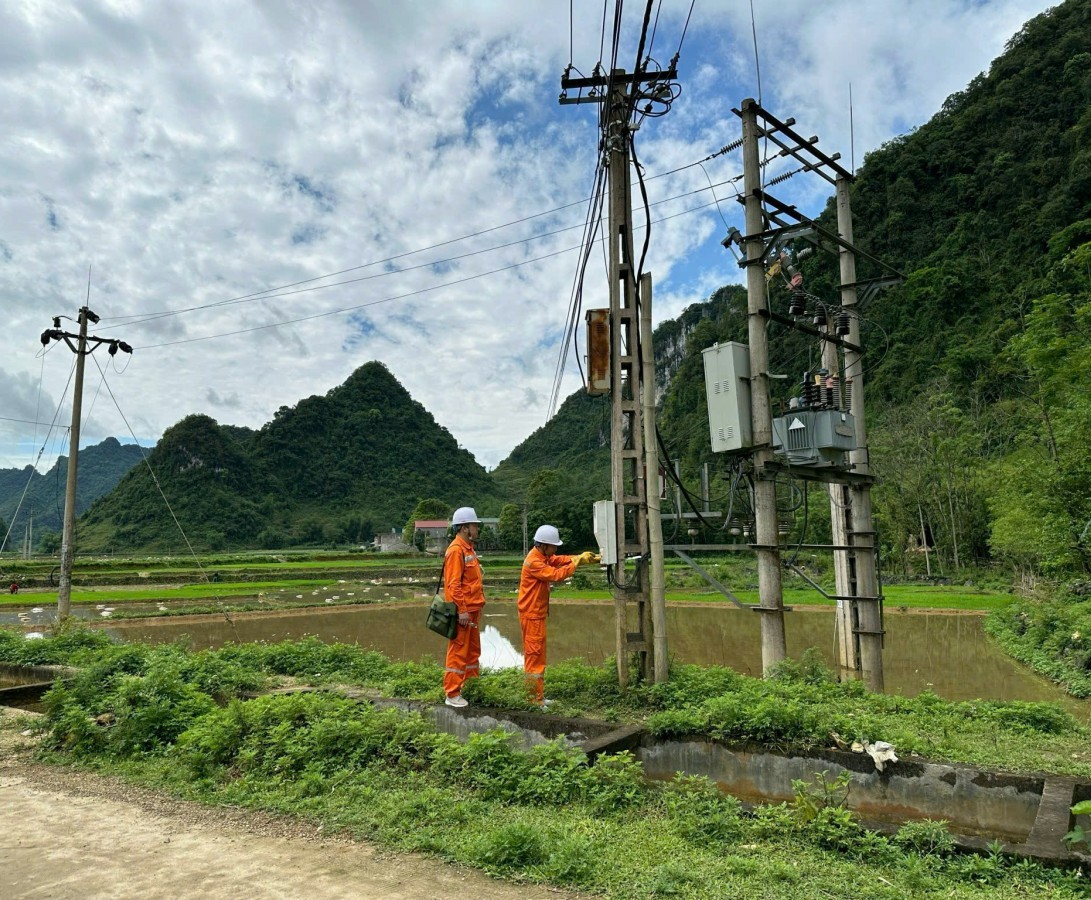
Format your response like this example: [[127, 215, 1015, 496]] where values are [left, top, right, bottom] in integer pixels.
[[0, 710, 575, 900]]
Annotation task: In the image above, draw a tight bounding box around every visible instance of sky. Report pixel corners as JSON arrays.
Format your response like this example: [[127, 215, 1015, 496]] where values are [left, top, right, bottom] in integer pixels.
[[0, 0, 1055, 478]]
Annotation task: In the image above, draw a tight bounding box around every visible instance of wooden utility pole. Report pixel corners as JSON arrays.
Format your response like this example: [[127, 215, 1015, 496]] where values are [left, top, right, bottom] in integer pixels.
[[41, 306, 132, 619], [741, 99, 788, 672]]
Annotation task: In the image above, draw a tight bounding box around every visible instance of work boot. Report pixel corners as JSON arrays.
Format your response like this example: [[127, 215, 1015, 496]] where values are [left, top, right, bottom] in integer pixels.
[[445, 694, 468, 708], [539, 698, 554, 708]]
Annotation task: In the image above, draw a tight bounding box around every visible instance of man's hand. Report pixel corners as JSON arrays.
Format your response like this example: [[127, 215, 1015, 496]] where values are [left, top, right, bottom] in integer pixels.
[[459, 611, 470, 626], [575, 551, 602, 567]]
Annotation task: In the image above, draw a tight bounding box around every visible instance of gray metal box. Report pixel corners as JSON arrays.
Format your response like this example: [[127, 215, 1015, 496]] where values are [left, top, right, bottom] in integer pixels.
[[772, 409, 856, 467], [702, 341, 752, 453]]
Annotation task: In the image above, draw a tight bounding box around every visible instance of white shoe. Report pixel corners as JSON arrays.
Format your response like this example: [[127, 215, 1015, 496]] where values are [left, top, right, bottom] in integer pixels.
[[539, 699, 554, 708], [445, 695, 468, 708]]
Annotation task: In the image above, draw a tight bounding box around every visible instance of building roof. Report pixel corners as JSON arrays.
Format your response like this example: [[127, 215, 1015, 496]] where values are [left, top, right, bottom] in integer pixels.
[[415, 520, 449, 529]]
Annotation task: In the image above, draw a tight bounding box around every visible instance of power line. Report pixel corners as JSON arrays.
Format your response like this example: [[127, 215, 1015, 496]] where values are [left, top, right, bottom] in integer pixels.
[[132, 188, 739, 351], [105, 159, 742, 331]]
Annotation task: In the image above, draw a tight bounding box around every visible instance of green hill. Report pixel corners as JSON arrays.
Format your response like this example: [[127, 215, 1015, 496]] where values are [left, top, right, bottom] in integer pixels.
[[493, 0, 1091, 576], [0, 437, 145, 547], [79, 362, 500, 551]]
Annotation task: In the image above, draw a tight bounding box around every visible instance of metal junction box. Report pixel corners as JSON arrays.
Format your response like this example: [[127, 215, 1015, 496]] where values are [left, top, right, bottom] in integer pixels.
[[702, 341, 752, 453], [771, 409, 857, 467], [593, 499, 618, 565]]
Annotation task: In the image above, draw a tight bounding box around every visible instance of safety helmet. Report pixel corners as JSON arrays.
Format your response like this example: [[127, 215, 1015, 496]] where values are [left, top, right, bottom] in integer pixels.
[[451, 506, 481, 527], [533, 524, 563, 546]]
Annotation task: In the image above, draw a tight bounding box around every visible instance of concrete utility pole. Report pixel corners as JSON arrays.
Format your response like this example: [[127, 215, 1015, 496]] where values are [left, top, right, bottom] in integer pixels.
[[710, 99, 897, 687], [836, 176, 883, 691], [561, 61, 676, 686], [740, 98, 788, 673], [41, 306, 132, 618], [641, 273, 668, 683]]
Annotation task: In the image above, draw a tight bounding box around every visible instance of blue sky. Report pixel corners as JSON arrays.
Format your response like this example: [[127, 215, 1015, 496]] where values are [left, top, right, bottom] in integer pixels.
[[0, 0, 1054, 481]]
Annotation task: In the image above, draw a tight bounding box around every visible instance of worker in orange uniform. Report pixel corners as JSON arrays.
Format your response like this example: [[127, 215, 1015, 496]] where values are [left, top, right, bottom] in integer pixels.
[[518, 524, 598, 706], [443, 506, 487, 708]]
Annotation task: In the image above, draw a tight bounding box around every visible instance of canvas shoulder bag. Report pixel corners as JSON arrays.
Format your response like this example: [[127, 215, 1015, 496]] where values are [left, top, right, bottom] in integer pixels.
[[425, 556, 459, 639]]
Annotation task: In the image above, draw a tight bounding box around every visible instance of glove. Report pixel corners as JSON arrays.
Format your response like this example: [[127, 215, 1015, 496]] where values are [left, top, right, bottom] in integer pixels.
[[576, 551, 600, 567]]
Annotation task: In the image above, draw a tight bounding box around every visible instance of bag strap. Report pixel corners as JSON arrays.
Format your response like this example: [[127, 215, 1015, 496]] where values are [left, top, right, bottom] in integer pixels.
[[436, 544, 466, 602]]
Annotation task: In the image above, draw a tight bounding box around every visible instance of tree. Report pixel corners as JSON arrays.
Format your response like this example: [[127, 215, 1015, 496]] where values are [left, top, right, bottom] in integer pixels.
[[403, 497, 453, 545]]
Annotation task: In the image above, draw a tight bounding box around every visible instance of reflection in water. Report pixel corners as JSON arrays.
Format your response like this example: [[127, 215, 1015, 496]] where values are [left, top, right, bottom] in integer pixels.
[[102, 601, 1091, 717], [479, 623, 524, 669]]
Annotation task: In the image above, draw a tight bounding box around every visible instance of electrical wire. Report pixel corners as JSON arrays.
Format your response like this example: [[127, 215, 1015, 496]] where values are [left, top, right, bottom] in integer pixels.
[[0, 360, 76, 555], [89, 355, 213, 587], [107, 165, 745, 331], [675, 0, 696, 63]]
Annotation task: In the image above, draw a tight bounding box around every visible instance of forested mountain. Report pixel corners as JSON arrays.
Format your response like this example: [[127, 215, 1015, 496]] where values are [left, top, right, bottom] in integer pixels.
[[78, 362, 499, 551], [493, 0, 1091, 576], [0, 437, 145, 545]]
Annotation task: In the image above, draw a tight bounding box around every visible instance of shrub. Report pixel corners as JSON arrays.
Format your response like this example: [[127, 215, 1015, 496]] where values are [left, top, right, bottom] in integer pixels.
[[894, 819, 957, 856], [473, 821, 547, 870]]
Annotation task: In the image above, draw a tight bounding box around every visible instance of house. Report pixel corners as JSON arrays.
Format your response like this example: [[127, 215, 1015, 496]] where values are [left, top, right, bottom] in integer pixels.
[[374, 530, 410, 553], [414, 519, 450, 550]]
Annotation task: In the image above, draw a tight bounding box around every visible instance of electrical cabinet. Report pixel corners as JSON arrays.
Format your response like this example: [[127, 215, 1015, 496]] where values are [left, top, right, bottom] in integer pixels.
[[771, 409, 856, 467], [592, 499, 618, 565], [702, 341, 752, 453]]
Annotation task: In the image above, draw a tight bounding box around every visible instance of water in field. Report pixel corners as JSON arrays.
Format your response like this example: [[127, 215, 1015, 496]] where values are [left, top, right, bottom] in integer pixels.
[[93, 601, 1091, 717]]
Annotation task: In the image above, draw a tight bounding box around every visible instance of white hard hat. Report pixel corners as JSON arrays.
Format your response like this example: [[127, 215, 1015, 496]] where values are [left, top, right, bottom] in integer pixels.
[[451, 506, 481, 526], [533, 524, 563, 546]]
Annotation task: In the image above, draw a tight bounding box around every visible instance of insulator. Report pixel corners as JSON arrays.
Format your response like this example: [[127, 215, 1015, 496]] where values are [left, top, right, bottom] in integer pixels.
[[788, 292, 806, 317], [812, 306, 827, 327], [836, 312, 850, 335], [842, 379, 852, 410]]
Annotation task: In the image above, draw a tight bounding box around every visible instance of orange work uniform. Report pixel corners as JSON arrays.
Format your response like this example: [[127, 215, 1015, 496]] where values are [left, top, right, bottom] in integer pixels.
[[443, 532, 486, 698], [517, 546, 576, 703]]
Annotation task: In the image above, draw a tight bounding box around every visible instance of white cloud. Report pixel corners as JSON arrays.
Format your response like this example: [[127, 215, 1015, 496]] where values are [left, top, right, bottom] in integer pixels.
[[0, 0, 1054, 495]]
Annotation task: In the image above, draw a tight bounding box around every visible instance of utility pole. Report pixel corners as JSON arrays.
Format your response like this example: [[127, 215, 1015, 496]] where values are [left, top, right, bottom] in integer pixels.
[[836, 175, 883, 692], [726, 99, 898, 689], [641, 273, 668, 683], [41, 306, 132, 618], [561, 60, 676, 686], [740, 99, 788, 673]]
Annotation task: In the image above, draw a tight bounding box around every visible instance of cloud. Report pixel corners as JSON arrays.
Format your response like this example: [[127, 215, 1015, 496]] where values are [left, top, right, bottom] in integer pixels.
[[0, 0, 1054, 491]]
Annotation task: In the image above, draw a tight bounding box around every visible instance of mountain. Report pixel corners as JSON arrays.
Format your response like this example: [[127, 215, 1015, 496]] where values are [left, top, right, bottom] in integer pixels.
[[493, 0, 1091, 575], [0, 437, 145, 546], [78, 362, 500, 551]]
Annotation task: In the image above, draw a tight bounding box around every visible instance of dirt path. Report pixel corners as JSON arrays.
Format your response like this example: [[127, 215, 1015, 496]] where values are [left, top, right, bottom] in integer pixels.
[[0, 711, 576, 900]]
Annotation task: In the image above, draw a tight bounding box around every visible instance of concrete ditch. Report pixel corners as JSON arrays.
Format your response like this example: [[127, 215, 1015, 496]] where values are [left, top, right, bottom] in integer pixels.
[[2, 665, 1088, 866]]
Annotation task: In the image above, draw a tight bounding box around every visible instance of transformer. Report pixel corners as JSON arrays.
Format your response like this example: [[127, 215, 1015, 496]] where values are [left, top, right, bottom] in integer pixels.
[[771, 409, 856, 467]]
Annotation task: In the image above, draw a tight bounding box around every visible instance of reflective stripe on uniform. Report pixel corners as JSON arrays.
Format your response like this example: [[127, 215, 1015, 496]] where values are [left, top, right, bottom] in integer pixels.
[[445, 666, 464, 674], [465, 663, 479, 671]]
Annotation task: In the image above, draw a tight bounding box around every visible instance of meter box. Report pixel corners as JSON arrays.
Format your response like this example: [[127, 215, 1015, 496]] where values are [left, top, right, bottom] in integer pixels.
[[592, 499, 618, 565], [771, 409, 857, 467], [702, 341, 752, 453]]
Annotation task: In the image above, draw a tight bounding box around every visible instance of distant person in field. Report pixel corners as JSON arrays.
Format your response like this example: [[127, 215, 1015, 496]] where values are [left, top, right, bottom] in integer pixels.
[[9, 582, 18, 595], [518, 525, 598, 707], [442, 506, 486, 708]]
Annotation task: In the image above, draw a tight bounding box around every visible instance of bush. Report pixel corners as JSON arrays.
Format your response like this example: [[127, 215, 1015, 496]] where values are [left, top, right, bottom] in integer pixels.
[[894, 819, 957, 856], [662, 774, 743, 846], [473, 821, 547, 870]]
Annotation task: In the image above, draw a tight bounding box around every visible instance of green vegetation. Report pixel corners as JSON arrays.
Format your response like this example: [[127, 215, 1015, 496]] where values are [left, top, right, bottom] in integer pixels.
[[75, 362, 501, 552], [0, 437, 144, 538], [987, 589, 1091, 697], [3, 628, 1086, 897]]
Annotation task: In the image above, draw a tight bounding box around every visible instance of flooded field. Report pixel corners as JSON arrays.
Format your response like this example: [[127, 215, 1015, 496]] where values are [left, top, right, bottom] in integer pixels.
[[94, 600, 1091, 718]]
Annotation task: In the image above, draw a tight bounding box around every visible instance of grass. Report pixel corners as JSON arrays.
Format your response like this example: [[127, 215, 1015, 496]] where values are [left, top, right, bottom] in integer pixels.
[[2, 633, 1085, 898]]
